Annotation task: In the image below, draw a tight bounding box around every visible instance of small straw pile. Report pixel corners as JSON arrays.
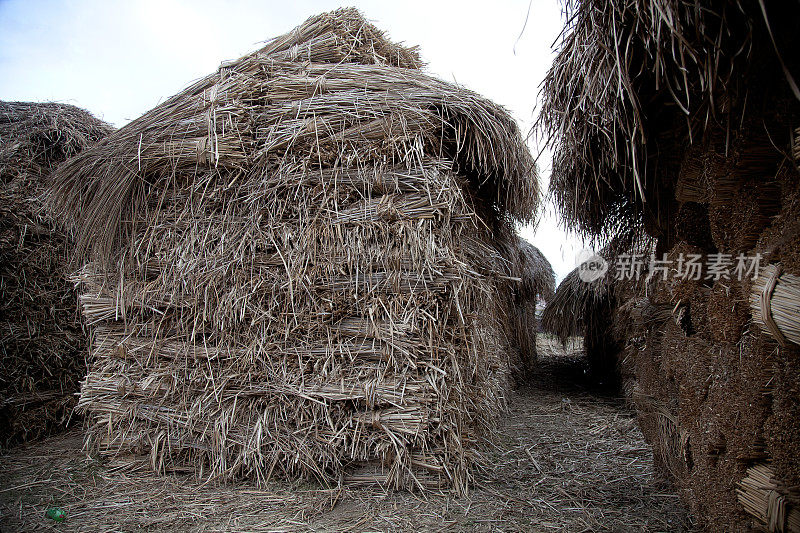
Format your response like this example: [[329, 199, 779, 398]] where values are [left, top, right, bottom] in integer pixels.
[[0, 101, 112, 447], [49, 9, 537, 493], [737, 463, 800, 532]]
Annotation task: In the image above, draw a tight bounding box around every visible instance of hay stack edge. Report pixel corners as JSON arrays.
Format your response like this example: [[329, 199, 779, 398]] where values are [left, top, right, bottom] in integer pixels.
[[49, 9, 540, 493], [0, 101, 112, 447], [501, 235, 554, 379], [539, 1, 800, 530]]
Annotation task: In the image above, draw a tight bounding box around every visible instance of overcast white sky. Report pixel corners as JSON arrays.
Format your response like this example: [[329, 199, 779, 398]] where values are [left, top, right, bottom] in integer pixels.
[[0, 0, 584, 282]]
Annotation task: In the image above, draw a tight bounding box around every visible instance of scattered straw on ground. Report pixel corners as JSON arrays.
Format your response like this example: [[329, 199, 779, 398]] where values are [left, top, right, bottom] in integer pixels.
[[0, 338, 691, 532]]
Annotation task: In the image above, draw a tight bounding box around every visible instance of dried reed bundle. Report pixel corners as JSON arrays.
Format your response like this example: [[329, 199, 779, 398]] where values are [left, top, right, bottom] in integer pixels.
[[737, 463, 800, 533], [537, 0, 753, 238], [50, 9, 537, 493], [496, 234, 554, 377], [541, 231, 651, 344], [537, 1, 800, 529], [540, 269, 597, 344], [794, 127, 800, 163], [0, 101, 112, 447], [629, 299, 672, 330], [674, 152, 708, 204], [750, 264, 800, 347], [50, 11, 536, 264], [507, 237, 555, 304], [631, 391, 689, 481]]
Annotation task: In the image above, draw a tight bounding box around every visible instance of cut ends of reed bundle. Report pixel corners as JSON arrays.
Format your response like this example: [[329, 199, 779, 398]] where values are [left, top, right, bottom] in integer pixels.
[[750, 264, 800, 347], [737, 463, 800, 533]]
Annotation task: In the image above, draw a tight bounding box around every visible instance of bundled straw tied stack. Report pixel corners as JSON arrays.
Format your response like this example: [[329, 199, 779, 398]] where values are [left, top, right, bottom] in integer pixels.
[[538, 0, 800, 529], [737, 463, 800, 533], [0, 101, 112, 447], [49, 9, 538, 493]]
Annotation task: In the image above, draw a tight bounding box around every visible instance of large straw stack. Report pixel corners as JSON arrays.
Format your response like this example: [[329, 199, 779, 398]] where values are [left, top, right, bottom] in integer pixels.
[[541, 233, 652, 389], [0, 101, 112, 447], [49, 9, 537, 493], [538, 0, 800, 529]]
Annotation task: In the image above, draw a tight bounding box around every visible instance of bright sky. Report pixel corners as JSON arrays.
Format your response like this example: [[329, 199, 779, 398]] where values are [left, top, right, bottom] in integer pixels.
[[0, 0, 584, 282]]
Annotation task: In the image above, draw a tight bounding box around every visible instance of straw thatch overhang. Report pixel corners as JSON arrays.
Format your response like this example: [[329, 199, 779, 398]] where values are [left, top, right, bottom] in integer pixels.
[[496, 235, 555, 379], [51, 9, 537, 264], [538, 0, 800, 245]]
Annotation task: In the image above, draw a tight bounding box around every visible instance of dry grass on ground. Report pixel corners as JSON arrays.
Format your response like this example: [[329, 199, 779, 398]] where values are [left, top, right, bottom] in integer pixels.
[[0, 338, 691, 532]]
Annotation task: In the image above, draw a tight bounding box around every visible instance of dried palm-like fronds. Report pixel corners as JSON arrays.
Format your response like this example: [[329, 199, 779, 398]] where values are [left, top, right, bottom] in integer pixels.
[[51, 9, 538, 493], [0, 101, 112, 447]]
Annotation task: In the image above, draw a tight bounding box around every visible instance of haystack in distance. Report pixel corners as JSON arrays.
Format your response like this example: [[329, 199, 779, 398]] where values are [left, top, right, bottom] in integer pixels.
[[50, 8, 539, 493], [0, 101, 112, 447]]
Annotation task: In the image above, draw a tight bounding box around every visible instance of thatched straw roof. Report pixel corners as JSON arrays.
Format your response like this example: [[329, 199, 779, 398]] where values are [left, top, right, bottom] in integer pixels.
[[0, 101, 112, 446], [537, 0, 799, 242], [516, 237, 555, 303], [498, 234, 555, 304], [50, 8, 537, 263]]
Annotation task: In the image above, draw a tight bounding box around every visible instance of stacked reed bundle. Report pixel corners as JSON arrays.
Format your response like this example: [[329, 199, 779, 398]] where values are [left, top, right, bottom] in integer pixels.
[[49, 9, 537, 493], [794, 127, 800, 163], [737, 463, 800, 532], [673, 147, 708, 204], [751, 264, 800, 347], [536, 0, 763, 240], [0, 101, 112, 447], [630, 391, 690, 481], [540, 265, 621, 387], [537, 1, 800, 528], [540, 268, 598, 343]]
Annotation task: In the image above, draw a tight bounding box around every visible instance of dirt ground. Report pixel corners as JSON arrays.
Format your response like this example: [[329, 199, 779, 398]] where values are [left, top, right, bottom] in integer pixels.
[[0, 338, 691, 532]]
